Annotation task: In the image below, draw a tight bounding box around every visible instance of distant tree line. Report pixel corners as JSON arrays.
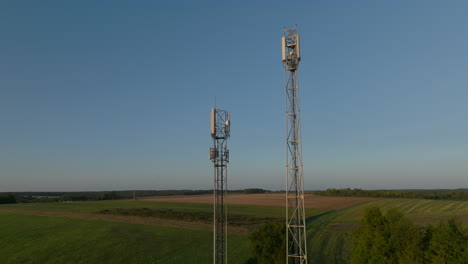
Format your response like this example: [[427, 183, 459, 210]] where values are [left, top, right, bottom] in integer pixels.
[[1, 188, 271, 204], [314, 188, 468, 201], [243, 188, 267, 194], [351, 207, 468, 263], [0, 194, 16, 204]]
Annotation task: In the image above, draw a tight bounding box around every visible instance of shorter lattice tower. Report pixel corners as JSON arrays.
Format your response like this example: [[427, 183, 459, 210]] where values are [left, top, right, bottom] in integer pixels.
[[209, 108, 231, 264]]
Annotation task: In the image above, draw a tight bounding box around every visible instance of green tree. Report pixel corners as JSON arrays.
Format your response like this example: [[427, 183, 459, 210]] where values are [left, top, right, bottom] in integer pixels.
[[426, 218, 468, 264], [248, 222, 285, 264], [0, 194, 16, 204], [351, 207, 386, 264], [351, 207, 425, 264], [244, 188, 266, 194], [384, 209, 425, 263], [99, 191, 118, 200]]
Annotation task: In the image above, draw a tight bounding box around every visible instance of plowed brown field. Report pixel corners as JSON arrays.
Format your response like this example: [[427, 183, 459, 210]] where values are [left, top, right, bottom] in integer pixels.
[[142, 193, 376, 210]]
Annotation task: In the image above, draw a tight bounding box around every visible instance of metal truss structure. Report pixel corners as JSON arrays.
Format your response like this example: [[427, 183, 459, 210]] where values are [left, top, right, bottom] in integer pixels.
[[210, 108, 230, 264], [282, 26, 307, 264]]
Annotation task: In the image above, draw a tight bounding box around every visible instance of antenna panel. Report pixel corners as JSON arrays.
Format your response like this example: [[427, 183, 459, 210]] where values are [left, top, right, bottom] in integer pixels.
[[210, 108, 216, 136], [296, 34, 301, 61], [281, 37, 286, 61]]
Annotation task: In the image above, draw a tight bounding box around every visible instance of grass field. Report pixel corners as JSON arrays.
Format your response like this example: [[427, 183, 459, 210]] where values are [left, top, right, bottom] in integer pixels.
[[1, 196, 467, 264], [0, 213, 250, 264], [332, 198, 468, 223], [0, 200, 326, 219], [307, 198, 468, 264]]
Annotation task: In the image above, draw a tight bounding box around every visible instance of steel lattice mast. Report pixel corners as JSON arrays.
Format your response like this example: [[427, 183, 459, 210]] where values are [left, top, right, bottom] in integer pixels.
[[282, 26, 307, 264], [210, 108, 230, 264]]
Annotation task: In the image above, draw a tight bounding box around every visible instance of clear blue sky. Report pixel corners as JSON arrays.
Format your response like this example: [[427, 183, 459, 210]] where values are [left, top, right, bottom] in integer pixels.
[[1, 1, 467, 191]]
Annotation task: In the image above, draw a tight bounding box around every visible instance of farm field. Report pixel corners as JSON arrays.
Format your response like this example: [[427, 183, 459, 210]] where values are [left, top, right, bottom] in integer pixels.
[[0, 197, 325, 263], [332, 198, 468, 224], [143, 193, 376, 210], [307, 198, 468, 264], [1, 195, 467, 263], [0, 213, 250, 264], [0, 199, 326, 236], [0, 199, 327, 222]]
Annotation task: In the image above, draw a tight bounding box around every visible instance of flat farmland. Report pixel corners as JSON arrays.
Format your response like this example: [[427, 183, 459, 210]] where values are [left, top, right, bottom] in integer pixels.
[[143, 193, 376, 210], [332, 198, 468, 225], [307, 198, 468, 264], [1, 195, 466, 264], [0, 199, 326, 220], [0, 198, 328, 236], [0, 213, 250, 264], [0, 197, 331, 264]]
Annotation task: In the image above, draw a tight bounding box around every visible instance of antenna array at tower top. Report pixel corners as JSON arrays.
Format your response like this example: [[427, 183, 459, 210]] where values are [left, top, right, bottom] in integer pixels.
[[282, 26, 301, 72]]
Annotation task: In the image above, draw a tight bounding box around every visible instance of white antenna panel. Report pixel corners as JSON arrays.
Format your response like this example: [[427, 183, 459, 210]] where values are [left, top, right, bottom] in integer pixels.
[[296, 34, 301, 61], [210, 108, 216, 136], [281, 37, 286, 61]]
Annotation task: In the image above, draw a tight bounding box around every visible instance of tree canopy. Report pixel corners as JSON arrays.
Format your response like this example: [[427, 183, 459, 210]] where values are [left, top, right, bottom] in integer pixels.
[[351, 207, 468, 264], [247, 222, 285, 264], [0, 194, 16, 204]]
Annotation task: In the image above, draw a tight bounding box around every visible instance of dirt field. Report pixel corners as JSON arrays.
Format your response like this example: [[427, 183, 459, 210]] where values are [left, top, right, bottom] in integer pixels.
[[142, 193, 376, 210]]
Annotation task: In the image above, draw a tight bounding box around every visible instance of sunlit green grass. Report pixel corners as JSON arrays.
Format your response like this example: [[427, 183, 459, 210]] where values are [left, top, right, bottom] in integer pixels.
[[3, 197, 464, 264], [0, 213, 250, 264], [0, 200, 325, 264], [0, 200, 326, 263]]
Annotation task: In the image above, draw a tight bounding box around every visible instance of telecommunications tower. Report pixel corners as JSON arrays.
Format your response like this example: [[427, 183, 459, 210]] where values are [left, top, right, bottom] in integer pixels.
[[210, 108, 231, 264], [282, 26, 307, 264]]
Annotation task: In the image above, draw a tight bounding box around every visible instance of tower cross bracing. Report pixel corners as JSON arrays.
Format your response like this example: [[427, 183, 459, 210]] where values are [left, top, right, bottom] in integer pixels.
[[282, 26, 307, 264], [210, 108, 230, 264]]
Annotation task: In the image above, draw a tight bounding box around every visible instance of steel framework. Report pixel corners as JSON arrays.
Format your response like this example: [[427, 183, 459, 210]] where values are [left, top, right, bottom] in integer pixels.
[[210, 108, 230, 264], [282, 26, 307, 264]]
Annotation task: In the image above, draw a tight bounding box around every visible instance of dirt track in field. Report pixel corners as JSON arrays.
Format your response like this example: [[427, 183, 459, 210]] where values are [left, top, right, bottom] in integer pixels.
[[142, 193, 376, 210], [0, 209, 248, 235]]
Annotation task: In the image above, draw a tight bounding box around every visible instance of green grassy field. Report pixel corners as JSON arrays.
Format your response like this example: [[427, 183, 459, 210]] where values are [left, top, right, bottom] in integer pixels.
[[0, 200, 325, 219], [0, 213, 250, 264], [332, 198, 468, 223], [0, 200, 326, 263], [1, 197, 467, 264], [307, 198, 468, 264]]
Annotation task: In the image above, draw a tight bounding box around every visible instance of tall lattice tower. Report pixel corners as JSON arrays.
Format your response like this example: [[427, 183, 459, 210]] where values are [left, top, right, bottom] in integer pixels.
[[282, 26, 307, 264], [209, 108, 230, 264]]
